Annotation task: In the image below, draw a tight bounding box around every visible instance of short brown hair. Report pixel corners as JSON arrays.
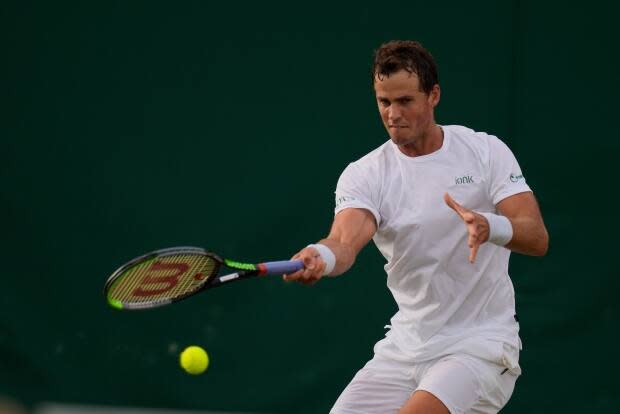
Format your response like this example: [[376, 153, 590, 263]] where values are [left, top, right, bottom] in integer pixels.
[[372, 40, 439, 94]]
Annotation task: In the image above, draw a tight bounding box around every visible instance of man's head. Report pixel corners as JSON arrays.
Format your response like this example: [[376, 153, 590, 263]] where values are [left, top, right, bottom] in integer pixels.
[[372, 40, 441, 149], [371, 40, 438, 94]]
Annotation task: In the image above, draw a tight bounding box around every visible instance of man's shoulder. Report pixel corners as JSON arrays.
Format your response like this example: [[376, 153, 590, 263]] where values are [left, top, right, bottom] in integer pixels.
[[337, 140, 393, 185], [349, 140, 394, 168], [445, 125, 522, 173], [444, 124, 505, 148]]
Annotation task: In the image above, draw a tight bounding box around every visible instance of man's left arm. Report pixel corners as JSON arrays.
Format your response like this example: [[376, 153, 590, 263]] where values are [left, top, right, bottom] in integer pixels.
[[497, 191, 549, 256], [445, 191, 548, 262]]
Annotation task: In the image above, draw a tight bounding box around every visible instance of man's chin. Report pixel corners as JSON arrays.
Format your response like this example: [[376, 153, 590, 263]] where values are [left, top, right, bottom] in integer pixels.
[[390, 135, 415, 147]]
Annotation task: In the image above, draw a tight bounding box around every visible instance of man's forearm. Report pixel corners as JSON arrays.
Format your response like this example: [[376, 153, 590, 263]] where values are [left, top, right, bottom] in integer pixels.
[[317, 238, 358, 276], [504, 216, 549, 256]]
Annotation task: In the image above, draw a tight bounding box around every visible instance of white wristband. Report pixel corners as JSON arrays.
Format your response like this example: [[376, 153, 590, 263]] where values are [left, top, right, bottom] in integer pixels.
[[307, 243, 336, 275], [479, 212, 513, 246]]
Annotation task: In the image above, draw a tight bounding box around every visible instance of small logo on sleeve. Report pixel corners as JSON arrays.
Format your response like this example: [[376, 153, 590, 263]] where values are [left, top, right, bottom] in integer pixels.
[[510, 173, 524, 183], [336, 195, 356, 208]]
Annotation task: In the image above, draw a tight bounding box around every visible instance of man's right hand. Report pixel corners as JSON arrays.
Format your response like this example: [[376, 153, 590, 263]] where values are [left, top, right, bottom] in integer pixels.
[[282, 246, 326, 285], [282, 207, 377, 285]]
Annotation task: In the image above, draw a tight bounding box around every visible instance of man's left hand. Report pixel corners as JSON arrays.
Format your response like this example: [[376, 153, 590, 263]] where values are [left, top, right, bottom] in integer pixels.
[[444, 192, 489, 263]]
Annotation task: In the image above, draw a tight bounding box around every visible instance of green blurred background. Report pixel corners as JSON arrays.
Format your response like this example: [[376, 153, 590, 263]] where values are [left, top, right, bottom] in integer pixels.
[[2, 1, 618, 412]]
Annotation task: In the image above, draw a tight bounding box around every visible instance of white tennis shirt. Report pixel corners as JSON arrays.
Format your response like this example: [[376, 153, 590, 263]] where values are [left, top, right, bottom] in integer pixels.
[[334, 125, 531, 367]]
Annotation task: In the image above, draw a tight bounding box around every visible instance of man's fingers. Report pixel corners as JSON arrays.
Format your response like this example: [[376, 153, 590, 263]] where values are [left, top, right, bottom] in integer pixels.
[[467, 223, 482, 263], [284, 267, 319, 282], [284, 260, 314, 281], [444, 193, 466, 217], [303, 255, 316, 271], [444, 196, 487, 264], [468, 231, 476, 248], [283, 268, 304, 281], [469, 243, 479, 263], [284, 253, 307, 281], [283, 252, 325, 284], [463, 212, 475, 224], [284, 248, 317, 280]]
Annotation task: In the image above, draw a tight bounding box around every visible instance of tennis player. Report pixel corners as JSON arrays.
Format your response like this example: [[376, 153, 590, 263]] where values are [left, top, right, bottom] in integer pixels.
[[284, 40, 548, 414]]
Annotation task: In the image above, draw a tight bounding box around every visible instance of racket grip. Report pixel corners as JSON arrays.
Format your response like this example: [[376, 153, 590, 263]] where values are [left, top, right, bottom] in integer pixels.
[[258, 260, 304, 275]]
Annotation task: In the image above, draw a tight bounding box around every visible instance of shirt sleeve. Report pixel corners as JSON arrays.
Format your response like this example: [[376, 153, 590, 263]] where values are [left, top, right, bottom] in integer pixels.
[[487, 136, 532, 205], [334, 162, 381, 226]]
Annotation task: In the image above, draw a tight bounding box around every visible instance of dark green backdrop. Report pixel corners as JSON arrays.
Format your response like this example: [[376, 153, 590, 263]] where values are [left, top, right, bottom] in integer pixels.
[[2, 1, 618, 413]]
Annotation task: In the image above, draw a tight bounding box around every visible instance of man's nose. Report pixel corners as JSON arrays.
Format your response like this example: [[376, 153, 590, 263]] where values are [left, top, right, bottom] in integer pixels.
[[388, 105, 401, 122]]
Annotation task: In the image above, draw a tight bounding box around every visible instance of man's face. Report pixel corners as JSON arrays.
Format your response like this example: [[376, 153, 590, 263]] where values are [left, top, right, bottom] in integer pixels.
[[374, 70, 440, 147]]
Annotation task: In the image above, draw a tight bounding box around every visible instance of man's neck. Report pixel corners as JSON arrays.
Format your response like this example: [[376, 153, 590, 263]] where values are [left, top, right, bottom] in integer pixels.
[[398, 124, 444, 157]]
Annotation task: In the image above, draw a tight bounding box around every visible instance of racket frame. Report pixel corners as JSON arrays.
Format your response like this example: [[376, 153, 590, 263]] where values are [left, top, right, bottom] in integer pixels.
[[104, 246, 301, 310]]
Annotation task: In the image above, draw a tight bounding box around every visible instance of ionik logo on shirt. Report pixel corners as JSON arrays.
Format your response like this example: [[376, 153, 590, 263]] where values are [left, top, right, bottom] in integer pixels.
[[455, 175, 474, 185], [336, 195, 356, 208], [510, 173, 524, 183]]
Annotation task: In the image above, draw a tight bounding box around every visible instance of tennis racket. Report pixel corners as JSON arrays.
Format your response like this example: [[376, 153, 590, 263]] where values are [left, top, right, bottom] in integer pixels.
[[104, 246, 304, 310]]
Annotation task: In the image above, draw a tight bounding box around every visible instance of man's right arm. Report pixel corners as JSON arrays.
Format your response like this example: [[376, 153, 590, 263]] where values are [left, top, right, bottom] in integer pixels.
[[283, 208, 377, 285]]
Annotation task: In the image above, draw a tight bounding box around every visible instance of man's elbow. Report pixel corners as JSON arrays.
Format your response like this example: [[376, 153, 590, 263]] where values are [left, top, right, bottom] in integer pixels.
[[534, 230, 549, 256]]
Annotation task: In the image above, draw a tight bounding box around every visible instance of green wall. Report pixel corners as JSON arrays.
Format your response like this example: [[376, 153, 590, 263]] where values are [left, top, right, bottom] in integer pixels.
[[2, 1, 618, 412]]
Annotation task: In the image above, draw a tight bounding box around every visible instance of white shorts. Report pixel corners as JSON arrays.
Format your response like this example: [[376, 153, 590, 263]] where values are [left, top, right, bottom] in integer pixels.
[[330, 341, 520, 414]]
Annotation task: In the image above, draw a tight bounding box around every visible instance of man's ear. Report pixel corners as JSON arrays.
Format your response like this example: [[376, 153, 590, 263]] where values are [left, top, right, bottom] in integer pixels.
[[429, 84, 441, 107]]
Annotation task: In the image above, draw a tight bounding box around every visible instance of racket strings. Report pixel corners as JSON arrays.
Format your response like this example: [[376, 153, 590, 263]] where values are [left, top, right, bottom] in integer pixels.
[[108, 254, 218, 305]]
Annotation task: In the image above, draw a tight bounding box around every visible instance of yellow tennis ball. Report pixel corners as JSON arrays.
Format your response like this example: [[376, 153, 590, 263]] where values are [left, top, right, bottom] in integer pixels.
[[179, 345, 209, 375]]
